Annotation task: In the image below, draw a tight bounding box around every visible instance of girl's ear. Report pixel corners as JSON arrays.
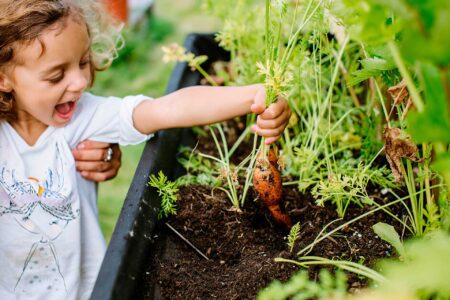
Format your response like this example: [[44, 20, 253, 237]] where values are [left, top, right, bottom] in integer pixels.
[[0, 72, 13, 93]]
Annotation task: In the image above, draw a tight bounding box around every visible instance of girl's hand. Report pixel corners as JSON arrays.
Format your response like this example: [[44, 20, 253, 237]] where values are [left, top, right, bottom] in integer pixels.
[[72, 141, 122, 182], [250, 87, 291, 144]]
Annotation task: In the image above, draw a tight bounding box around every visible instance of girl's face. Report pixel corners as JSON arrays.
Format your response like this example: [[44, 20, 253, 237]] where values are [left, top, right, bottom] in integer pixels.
[[5, 17, 91, 127]]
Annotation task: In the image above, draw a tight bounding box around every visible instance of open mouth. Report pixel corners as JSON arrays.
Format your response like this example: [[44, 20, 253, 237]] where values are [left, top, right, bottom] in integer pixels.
[[55, 101, 76, 120]]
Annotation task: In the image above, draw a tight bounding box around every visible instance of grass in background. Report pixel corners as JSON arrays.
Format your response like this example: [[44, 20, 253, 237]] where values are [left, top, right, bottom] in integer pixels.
[[92, 1, 220, 242]]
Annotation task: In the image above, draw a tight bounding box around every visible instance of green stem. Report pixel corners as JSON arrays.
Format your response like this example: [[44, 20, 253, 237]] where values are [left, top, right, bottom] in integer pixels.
[[388, 42, 424, 112], [297, 187, 442, 256], [320, 36, 349, 120], [265, 0, 271, 63], [228, 126, 251, 158], [275, 257, 386, 283], [240, 133, 259, 207], [197, 66, 218, 87], [373, 78, 391, 127], [281, 0, 322, 67], [401, 160, 423, 236]]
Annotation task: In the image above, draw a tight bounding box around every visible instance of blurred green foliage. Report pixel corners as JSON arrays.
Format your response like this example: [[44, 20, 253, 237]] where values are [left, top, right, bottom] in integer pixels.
[[91, 15, 175, 98]]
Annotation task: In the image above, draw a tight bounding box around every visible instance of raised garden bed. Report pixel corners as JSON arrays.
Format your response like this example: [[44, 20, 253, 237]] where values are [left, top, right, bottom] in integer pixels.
[[91, 33, 409, 300]]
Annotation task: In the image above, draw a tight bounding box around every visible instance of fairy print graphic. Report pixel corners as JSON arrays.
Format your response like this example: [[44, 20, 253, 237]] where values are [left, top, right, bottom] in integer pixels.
[[0, 143, 79, 293], [0, 168, 78, 220]]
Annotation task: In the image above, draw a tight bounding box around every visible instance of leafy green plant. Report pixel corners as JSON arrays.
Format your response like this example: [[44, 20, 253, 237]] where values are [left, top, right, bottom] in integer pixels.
[[257, 269, 347, 300], [372, 222, 406, 259], [202, 124, 258, 209], [313, 174, 362, 218], [177, 145, 222, 187], [287, 222, 301, 253], [148, 171, 179, 219], [205, 0, 389, 220], [311, 163, 395, 218]]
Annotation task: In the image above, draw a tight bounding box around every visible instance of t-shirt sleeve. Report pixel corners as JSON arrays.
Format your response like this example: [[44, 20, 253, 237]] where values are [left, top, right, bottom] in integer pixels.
[[65, 93, 154, 148]]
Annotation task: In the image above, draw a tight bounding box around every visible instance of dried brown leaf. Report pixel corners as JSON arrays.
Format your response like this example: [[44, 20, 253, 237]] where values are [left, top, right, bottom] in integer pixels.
[[384, 127, 423, 183], [387, 79, 410, 106]]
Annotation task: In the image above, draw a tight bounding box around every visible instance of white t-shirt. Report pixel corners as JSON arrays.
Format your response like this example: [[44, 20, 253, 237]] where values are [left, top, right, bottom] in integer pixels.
[[0, 93, 152, 300]]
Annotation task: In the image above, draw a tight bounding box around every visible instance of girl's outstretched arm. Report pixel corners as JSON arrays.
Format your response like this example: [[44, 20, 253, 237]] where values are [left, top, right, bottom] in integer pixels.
[[133, 84, 291, 143]]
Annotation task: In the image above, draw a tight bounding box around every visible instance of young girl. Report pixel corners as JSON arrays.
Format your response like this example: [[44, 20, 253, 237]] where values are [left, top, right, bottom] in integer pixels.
[[0, 0, 291, 299]]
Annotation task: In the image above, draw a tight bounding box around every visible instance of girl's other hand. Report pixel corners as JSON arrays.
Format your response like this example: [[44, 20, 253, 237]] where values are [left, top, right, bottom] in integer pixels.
[[250, 86, 291, 144], [72, 141, 122, 182]]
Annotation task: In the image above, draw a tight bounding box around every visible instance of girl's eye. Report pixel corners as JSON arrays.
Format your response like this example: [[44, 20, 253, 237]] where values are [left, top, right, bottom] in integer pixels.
[[80, 59, 91, 68], [48, 72, 64, 84]]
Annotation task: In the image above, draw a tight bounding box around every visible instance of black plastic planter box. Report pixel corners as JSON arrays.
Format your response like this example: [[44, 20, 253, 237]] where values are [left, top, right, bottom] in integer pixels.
[[90, 33, 230, 300]]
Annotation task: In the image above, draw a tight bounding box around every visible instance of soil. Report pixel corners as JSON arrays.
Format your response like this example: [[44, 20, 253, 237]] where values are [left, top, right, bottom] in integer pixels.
[[141, 184, 405, 300]]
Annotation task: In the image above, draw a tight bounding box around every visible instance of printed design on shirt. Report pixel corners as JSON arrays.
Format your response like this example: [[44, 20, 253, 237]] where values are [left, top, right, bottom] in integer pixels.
[[0, 144, 77, 220], [0, 168, 77, 220], [0, 144, 79, 293]]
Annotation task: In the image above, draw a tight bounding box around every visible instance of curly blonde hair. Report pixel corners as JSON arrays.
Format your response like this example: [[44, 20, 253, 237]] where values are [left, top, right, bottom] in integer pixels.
[[0, 0, 123, 121]]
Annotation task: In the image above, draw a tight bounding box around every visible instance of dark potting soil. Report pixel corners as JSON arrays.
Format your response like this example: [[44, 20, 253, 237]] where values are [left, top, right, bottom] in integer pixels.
[[140, 183, 405, 300], [139, 117, 405, 299]]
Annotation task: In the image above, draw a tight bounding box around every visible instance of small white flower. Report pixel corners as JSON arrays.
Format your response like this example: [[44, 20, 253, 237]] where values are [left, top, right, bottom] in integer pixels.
[[161, 43, 186, 63]]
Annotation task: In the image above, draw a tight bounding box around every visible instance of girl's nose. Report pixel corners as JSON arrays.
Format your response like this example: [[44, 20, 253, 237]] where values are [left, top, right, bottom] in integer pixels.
[[67, 69, 89, 92]]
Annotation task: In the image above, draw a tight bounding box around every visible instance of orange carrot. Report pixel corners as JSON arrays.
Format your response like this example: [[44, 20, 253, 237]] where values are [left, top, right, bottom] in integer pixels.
[[253, 148, 292, 229]]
